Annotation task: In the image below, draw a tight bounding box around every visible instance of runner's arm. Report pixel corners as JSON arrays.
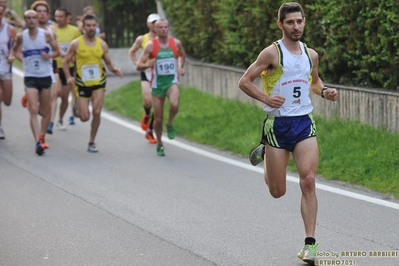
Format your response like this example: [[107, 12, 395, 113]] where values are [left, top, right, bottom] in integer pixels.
[[101, 40, 123, 77], [238, 45, 285, 108], [309, 48, 338, 101], [128, 35, 143, 64], [5, 25, 17, 60], [136, 42, 154, 72], [42, 31, 60, 59], [175, 38, 186, 76], [7, 10, 24, 28], [63, 39, 78, 84], [8, 24, 16, 41], [7, 33, 22, 63]]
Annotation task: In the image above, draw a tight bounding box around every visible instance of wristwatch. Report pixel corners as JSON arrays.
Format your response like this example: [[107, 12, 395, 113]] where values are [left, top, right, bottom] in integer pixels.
[[321, 87, 328, 98]]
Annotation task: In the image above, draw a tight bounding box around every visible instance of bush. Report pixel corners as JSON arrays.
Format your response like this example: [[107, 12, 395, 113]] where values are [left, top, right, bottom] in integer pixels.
[[163, 0, 399, 89]]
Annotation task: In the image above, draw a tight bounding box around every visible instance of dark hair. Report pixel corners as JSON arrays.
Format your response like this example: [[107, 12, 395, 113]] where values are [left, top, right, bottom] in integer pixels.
[[278, 2, 304, 23], [82, 14, 96, 26], [55, 7, 68, 16]]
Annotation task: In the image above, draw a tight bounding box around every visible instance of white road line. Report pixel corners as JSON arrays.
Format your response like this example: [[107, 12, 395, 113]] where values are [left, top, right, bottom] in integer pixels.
[[13, 67, 24, 77], [13, 67, 399, 210]]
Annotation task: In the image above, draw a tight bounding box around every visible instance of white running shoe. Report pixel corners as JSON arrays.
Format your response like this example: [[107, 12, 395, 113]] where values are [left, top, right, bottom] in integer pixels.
[[57, 120, 66, 131], [297, 243, 319, 265], [87, 143, 99, 153]]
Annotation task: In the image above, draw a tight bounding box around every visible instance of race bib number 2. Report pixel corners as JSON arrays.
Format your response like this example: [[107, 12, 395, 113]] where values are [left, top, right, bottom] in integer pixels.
[[0, 47, 6, 63], [82, 64, 100, 81], [26, 56, 43, 73]]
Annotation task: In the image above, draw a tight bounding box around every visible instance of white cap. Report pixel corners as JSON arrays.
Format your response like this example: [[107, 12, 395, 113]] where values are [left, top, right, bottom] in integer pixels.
[[147, 14, 161, 23]]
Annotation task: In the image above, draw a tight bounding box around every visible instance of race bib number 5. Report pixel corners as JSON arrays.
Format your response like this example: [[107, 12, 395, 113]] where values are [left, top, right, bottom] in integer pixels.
[[280, 79, 310, 107], [156, 59, 176, 75], [82, 64, 100, 81]]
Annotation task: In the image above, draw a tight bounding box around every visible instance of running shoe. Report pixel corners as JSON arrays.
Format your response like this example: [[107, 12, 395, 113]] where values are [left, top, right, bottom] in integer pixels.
[[47, 122, 54, 134], [156, 144, 165, 156], [35, 142, 45, 156], [166, 124, 175, 139], [68, 116, 75, 125], [297, 243, 318, 265], [57, 119, 66, 131], [145, 130, 157, 144], [249, 143, 265, 166], [40, 139, 49, 149], [21, 94, 28, 108], [0, 126, 4, 139], [141, 113, 150, 131], [88, 143, 99, 153]]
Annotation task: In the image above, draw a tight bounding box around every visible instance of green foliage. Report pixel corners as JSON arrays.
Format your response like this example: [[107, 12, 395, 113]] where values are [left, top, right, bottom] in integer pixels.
[[212, 0, 282, 67], [104, 81, 399, 198], [307, 0, 399, 88], [96, 0, 157, 47], [162, 0, 221, 63], [162, 0, 399, 89]]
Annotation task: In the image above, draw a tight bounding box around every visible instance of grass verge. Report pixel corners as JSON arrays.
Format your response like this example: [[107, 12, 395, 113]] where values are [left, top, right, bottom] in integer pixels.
[[104, 80, 399, 199]]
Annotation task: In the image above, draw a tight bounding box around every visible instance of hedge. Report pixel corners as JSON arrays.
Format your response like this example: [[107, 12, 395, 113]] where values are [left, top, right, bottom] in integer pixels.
[[163, 0, 399, 89]]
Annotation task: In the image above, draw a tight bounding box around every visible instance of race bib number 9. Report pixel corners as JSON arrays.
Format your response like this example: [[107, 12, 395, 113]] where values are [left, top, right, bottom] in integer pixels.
[[82, 64, 100, 81], [156, 59, 176, 75]]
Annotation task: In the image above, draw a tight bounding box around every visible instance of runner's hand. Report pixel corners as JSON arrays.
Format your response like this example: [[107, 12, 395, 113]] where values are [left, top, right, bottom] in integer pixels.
[[179, 67, 185, 76], [7, 55, 15, 64], [67, 76, 75, 85], [113, 68, 123, 77], [324, 88, 339, 101], [40, 50, 50, 60], [265, 94, 285, 108], [148, 59, 155, 68]]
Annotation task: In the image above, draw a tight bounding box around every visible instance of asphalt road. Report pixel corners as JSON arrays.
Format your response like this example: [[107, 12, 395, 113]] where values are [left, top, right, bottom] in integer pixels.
[[0, 71, 398, 266]]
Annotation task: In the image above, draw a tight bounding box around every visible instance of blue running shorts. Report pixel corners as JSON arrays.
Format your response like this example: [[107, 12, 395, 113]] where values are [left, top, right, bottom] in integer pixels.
[[262, 114, 316, 152]]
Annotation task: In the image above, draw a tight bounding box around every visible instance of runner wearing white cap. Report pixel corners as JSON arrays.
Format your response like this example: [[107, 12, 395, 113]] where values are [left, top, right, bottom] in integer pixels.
[[128, 13, 161, 144]]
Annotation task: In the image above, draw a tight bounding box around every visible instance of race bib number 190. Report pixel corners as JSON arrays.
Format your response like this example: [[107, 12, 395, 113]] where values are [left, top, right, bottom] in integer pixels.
[[156, 59, 176, 75]]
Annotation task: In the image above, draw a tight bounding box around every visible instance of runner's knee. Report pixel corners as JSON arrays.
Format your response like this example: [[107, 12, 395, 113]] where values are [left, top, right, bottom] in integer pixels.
[[80, 114, 90, 122], [300, 174, 316, 194], [269, 186, 286, 198], [92, 108, 101, 117]]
